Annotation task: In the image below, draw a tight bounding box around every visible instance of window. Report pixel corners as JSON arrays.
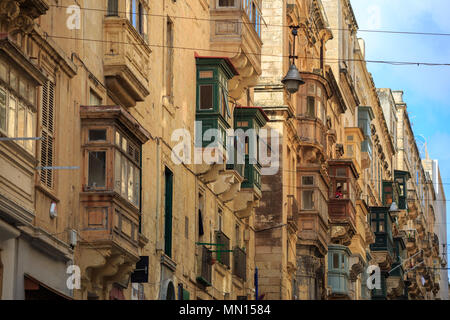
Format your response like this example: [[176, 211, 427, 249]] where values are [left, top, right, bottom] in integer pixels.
[[306, 96, 315, 117], [88, 151, 106, 188], [199, 85, 213, 110], [0, 61, 37, 154], [89, 90, 102, 106], [127, 0, 148, 41], [235, 223, 240, 248], [218, 0, 235, 7], [114, 130, 141, 207], [302, 190, 314, 210], [89, 129, 106, 141], [302, 176, 314, 186], [107, 0, 119, 16]]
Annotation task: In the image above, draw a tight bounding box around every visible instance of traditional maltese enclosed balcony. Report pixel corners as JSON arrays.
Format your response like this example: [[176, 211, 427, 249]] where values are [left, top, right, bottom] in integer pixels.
[[195, 56, 239, 189], [103, 1, 151, 107], [231, 106, 268, 218], [294, 73, 331, 165], [78, 105, 150, 296], [328, 160, 358, 246], [357, 106, 374, 169], [209, 0, 263, 100], [369, 207, 395, 270], [394, 170, 410, 211], [343, 127, 364, 172], [327, 245, 351, 300]]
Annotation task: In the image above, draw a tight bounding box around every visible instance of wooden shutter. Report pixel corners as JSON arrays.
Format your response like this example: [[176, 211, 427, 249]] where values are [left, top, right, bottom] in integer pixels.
[[40, 80, 55, 189]]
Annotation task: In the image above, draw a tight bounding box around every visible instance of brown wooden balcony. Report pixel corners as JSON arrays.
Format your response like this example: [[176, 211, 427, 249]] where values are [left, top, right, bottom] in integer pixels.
[[103, 17, 151, 107], [78, 105, 150, 295], [328, 160, 358, 245], [343, 127, 364, 173], [209, 0, 263, 100]]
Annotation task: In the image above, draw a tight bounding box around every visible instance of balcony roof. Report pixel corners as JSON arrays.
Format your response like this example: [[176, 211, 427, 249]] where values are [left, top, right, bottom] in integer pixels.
[[234, 105, 269, 122], [80, 105, 151, 144], [195, 52, 239, 78]]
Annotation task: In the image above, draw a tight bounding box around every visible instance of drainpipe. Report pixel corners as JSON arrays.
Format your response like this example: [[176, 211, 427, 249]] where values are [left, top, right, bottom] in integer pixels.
[[254, 267, 258, 300]]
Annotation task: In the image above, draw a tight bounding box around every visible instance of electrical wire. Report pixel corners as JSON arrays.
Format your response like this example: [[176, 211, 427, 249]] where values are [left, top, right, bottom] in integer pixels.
[[40, 33, 450, 67], [50, 4, 450, 38]]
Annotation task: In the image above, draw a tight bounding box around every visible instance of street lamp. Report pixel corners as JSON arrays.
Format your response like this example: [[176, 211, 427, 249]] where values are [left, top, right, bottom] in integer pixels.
[[282, 26, 305, 94]]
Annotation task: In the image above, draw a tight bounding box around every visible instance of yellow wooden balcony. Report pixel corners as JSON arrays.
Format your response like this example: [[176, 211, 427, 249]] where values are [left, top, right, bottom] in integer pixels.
[[209, 0, 263, 100], [103, 17, 151, 107]]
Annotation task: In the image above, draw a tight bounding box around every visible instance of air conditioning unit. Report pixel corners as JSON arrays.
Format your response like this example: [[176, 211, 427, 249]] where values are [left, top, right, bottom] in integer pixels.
[[69, 229, 77, 248]]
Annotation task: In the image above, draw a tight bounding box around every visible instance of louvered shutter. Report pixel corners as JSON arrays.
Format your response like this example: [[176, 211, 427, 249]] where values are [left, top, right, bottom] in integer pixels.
[[40, 80, 55, 189]]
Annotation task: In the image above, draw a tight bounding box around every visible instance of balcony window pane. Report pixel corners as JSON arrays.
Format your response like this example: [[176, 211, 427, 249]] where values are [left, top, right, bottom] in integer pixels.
[[17, 104, 25, 144], [10, 71, 17, 91], [121, 154, 127, 196], [26, 110, 33, 152], [8, 97, 16, 137], [347, 145, 354, 157], [88, 151, 106, 188], [114, 150, 121, 193], [302, 176, 314, 186], [199, 85, 213, 110], [134, 164, 140, 206], [337, 168, 346, 177], [302, 190, 314, 210], [306, 96, 315, 117], [19, 79, 26, 98], [333, 253, 339, 269], [128, 163, 134, 203], [107, 0, 118, 16], [0, 88, 6, 132], [89, 129, 107, 141], [219, 0, 235, 7], [0, 62, 7, 82], [115, 131, 121, 147]]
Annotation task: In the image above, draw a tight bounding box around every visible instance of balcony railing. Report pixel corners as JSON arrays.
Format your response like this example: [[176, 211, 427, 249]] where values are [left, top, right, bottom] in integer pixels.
[[196, 245, 213, 287], [215, 231, 231, 268], [233, 247, 247, 281]]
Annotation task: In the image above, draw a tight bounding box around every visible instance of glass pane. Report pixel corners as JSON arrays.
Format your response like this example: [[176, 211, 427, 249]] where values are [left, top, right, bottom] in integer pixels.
[[8, 97, 16, 137], [199, 85, 213, 110], [121, 154, 127, 196], [302, 190, 314, 210], [114, 150, 121, 193], [26, 110, 33, 152], [10, 71, 17, 91], [337, 167, 347, 177], [0, 62, 7, 82], [122, 136, 127, 152], [333, 253, 339, 269], [89, 129, 107, 141], [199, 71, 213, 79], [88, 151, 106, 188], [302, 176, 314, 186], [306, 96, 315, 117], [0, 88, 6, 131], [19, 79, 26, 97], [219, 0, 235, 6], [115, 131, 121, 147], [17, 104, 25, 144], [128, 162, 134, 202], [134, 165, 140, 206]]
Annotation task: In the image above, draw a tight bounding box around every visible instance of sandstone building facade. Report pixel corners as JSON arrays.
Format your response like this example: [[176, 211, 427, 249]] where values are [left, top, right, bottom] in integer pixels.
[[0, 0, 446, 300]]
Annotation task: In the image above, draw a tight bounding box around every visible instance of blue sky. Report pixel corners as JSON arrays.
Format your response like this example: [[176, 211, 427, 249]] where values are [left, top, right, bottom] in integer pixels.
[[351, 0, 450, 277]]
